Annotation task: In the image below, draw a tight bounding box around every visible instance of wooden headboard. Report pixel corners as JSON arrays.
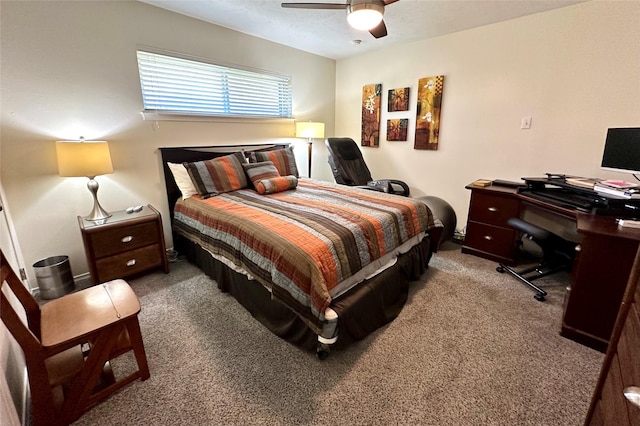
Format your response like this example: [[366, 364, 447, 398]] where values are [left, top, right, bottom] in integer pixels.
[[159, 144, 289, 220]]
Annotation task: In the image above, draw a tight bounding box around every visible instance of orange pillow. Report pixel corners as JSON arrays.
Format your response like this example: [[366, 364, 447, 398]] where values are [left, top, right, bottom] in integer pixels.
[[253, 176, 298, 195]]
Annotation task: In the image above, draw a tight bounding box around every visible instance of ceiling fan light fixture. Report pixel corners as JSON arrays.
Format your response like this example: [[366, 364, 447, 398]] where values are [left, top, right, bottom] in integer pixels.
[[347, 3, 384, 31]]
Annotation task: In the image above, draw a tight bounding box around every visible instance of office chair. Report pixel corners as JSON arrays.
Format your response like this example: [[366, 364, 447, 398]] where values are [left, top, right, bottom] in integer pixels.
[[325, 137, 410, 196], [1, 250, 150, 426], [496, 218, 577, 301]]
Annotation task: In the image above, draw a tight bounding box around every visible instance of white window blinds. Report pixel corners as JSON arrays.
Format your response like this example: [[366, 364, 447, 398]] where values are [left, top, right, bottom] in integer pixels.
[[136, 50, 293, 119]]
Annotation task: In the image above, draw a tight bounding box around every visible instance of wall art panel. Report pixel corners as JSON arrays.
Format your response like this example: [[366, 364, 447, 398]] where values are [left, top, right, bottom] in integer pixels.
[[415, 75, 444, 150], [361, 83, 382, 147]]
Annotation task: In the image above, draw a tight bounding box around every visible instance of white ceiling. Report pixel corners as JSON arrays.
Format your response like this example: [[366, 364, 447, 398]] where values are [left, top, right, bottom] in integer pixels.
[[140, 0, 585, 60]]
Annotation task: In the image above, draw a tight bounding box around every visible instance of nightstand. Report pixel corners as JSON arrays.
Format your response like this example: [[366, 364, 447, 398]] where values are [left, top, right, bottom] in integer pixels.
[[78, 204, 169, 285]]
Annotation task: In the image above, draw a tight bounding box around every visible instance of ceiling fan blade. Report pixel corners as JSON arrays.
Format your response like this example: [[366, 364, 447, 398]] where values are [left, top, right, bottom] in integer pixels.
[[281, 2, 348, 9], [383, 0, 399, 5], [369, 19, 387, 38]]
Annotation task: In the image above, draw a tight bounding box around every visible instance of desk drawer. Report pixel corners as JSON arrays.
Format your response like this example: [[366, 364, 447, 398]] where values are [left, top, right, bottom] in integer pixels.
[[469, 192, 520, 227], [465, 221, 517, 258], [95, 244, 163, 283], [89, 222, 159, 259]]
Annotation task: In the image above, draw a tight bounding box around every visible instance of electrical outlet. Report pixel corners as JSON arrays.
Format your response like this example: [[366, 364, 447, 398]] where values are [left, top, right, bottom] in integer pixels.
[[520, 116, 532, 129]]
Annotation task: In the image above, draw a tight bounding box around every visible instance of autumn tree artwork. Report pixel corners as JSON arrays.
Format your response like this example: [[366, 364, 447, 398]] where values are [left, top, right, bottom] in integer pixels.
[[388, 87, 410, 112], [361, 83, 382, 147], [387, 119, 408, 141], [415, 75, 444, 150]]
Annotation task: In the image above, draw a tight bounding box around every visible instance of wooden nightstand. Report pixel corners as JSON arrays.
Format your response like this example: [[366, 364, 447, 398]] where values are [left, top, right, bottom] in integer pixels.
[[78, 204, 169, 285]]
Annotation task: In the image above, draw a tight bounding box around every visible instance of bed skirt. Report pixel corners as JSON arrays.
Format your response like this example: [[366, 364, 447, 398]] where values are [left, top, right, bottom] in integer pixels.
[[175, 233, 433, 353]]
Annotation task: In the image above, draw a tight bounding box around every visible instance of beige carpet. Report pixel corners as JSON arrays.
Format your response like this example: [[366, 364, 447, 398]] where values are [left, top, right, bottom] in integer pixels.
[[74, 243, 604, 425]]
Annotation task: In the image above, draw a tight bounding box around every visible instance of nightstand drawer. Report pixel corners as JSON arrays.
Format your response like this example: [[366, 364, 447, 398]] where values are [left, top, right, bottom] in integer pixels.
[[95, 244, 163, 283], [465, 221, 517, 258], [89, 222, 160, 258], [469, 192, 520, 227]]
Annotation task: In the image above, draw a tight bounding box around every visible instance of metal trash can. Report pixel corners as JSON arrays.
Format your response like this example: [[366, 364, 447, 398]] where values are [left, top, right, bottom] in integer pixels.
[[33, 255, 75, 299]]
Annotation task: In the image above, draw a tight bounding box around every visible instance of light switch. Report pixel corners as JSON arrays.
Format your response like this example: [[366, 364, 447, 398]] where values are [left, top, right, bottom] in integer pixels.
[[521, 116, 532, 129]]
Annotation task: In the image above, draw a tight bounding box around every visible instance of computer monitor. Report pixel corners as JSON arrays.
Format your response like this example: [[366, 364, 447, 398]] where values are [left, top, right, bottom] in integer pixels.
[[601, 127, 640, 175]]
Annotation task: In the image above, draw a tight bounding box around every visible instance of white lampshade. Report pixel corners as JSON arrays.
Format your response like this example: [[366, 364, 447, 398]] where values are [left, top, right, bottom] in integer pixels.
[[295, 122, 325, 178], [56, 140, 113, 178], [347, 3, 384, 31], [295, 122, 325, 139]]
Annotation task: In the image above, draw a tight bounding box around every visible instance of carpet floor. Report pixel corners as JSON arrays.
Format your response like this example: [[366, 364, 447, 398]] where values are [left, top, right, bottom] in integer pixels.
[[74, 242, 604, 425]]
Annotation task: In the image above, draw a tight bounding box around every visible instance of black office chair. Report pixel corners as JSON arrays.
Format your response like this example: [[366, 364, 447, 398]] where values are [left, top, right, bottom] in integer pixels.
[[325, 137, 410, 197], [496, 217, 577, 301]]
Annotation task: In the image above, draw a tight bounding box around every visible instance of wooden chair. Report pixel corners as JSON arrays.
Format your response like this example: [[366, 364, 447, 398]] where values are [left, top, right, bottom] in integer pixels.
[[0, 250, 150, 426]]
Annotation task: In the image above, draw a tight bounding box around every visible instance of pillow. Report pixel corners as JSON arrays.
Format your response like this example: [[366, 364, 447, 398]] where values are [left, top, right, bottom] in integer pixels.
[[183, 151, 247, 198], [242, 161, 280, 183], [248, 146, 299, 178], [167, 162, 198, 200], [253, 176, 298, 195]]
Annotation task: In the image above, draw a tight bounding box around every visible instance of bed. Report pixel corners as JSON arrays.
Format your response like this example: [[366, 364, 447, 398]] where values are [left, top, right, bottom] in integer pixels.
[[160, 144, 441, 358]]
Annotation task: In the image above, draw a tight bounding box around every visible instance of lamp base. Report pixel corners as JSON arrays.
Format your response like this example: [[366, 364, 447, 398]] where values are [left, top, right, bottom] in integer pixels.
[[307, 138, 313, 178], [85, 177, 111, 222]]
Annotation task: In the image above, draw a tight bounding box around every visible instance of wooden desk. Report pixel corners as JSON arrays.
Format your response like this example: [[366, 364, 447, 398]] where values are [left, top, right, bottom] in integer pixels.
[[585, 246, 640, 425], [462, 183, 640, 352]]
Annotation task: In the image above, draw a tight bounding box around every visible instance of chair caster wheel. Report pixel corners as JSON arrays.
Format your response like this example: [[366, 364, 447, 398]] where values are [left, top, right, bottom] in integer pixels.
[[316, 343, 330, 360], [534, 294, 545, 302], [496, 265, 505, 273]]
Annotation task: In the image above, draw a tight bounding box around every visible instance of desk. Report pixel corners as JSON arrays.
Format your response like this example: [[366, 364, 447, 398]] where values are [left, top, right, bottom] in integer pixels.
[[462, 183, 640, 352]]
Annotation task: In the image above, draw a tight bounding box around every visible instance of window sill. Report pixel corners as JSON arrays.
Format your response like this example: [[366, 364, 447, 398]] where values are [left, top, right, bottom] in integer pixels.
[[140, 111, 294, 124]]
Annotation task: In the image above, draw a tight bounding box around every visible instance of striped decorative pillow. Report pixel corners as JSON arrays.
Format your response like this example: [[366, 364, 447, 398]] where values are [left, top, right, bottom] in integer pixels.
[[248, 146, 299, 178], [242, 161, 280, 184], [253, 176, 298, 195], [183, 151, 248, 198]]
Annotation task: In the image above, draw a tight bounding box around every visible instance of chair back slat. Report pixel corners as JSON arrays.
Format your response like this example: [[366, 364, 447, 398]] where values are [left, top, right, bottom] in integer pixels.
[[1, 252, 59, 424], [0, 251, 41, 339]]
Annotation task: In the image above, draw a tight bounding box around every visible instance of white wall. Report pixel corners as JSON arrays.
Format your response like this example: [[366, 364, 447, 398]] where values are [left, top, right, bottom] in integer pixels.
[[0, 1, 336, 286], [335, 1, 640, 230]]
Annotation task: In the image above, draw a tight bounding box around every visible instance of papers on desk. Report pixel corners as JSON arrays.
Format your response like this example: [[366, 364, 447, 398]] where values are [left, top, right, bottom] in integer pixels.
[[565, 177, 640, 197], [594, 182, 640, 199], [565, 177, 601, 189], [599, 179, 639, 189], [617, 219, 640, 228]]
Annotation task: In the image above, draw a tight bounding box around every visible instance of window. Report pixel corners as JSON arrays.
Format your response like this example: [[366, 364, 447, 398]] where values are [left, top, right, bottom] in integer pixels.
[[136, 50, 292, 119]]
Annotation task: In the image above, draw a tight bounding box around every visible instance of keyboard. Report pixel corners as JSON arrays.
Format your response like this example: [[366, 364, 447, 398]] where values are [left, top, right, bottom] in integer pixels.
[[522, 188, 597, 212]]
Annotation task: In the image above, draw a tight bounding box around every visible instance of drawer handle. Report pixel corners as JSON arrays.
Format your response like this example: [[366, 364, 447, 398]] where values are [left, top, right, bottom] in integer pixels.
[[624, 386, 640, 408], [126, 259, 136, 267], [488, 207, 498, 212], [484, 235, 493, 241], [121, 236, 133, 243]]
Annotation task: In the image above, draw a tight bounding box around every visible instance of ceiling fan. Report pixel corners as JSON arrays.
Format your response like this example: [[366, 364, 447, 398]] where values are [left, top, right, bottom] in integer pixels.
[[281, 0, 399, 39]]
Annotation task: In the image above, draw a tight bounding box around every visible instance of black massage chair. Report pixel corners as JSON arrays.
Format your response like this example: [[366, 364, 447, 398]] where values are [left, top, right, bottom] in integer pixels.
[[325, 137, 410, 197]]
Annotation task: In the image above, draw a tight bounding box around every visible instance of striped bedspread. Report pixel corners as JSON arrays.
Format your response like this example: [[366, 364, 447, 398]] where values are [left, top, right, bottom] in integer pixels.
[[173, 179, 435, 334]]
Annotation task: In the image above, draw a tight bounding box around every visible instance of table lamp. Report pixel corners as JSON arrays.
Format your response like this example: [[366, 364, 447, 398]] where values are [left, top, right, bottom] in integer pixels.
[[56, 137, 114, 221], [295, 121, 325, 177]]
